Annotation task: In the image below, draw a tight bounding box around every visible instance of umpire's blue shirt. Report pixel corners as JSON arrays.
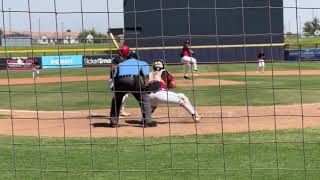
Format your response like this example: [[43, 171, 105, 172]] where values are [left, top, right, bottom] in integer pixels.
[[115, 58, 149, 77]]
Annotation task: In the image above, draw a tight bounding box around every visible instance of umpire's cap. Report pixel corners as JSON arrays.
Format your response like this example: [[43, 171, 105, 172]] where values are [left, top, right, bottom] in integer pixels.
[[119, 45, 130, 58]]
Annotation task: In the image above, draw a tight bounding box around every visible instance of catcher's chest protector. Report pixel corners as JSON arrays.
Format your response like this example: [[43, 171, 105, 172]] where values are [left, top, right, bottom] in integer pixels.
[[149, 70, 165, 83]]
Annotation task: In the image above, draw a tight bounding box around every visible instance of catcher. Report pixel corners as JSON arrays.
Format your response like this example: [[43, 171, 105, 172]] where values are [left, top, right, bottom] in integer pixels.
[[109, 45, 131, 117], [147, 59, 202, 122], [180, 40, 199, 79]]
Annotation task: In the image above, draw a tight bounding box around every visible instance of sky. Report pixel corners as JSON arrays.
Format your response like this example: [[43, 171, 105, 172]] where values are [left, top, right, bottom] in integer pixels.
[[1, 0, 320, 34]]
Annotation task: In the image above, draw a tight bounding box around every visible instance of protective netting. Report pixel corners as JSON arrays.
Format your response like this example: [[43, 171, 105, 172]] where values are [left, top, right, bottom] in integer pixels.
[[0, 0, 320, 179]]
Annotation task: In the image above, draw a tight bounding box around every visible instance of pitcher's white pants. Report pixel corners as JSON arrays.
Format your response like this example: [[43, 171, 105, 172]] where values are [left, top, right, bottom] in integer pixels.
[[149, 90, 195, 115], [32, 70, 40, 79], [181, 56, 198, 76]]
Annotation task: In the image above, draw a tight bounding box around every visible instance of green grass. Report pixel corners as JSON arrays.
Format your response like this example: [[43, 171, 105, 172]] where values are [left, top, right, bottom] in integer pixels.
[[1, 74, 320, 110], [2, 61, 320, 79], [0, 114, 9, 119], [0, 128, 320, 179], [285, 36, 320, 49], [1, 62, 320, 110], [0, 67, 109, 79]]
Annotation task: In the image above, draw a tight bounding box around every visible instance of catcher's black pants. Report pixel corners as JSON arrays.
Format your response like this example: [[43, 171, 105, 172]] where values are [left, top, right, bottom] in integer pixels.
[[110, 76, 152, 123]]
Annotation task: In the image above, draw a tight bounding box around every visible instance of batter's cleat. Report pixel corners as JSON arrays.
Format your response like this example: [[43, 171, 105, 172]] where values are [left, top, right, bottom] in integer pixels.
[[192, 113, 202, 122], [120, 111, 131, 117], [109, 117, 119, 128], [184, 76, 191, 80], [151, 106, 157, 113], [141, 120, 157, 128]]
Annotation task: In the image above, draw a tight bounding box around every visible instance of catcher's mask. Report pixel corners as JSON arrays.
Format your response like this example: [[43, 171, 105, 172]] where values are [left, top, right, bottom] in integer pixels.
[[153, 59, 165, 71], [127, 50, 138, 59]]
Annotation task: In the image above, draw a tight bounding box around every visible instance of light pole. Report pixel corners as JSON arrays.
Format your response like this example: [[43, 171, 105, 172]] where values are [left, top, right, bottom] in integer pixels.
[[38, 17, 41, 38], [61, 22, 64, 44], [299, 15, 302, 35], [8, 8, 12, 35]]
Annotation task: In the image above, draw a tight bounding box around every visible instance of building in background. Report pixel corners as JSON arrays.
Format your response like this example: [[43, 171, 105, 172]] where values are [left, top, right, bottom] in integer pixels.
[[1, 34, 32, 46], [0, 31, 81, 45], [33, 32, 80, 45], [123, 0, 284, 63]]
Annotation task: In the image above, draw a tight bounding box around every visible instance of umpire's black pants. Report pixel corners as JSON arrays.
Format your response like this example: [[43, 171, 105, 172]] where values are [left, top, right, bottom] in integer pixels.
[[110, 76, 152, 123]]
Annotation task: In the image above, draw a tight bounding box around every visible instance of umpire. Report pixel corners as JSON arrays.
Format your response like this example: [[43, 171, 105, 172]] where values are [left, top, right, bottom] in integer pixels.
[[110, 49, 156, 127]]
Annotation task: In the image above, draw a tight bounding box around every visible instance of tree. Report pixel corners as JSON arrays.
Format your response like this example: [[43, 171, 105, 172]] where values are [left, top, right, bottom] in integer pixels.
[[303, 17, 320, 35]]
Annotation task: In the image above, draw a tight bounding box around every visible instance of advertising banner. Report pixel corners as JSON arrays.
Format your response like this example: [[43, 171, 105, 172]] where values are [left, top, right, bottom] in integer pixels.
[[6, 57, 36, 70], [83, 55, 112, 67], [285, 48, 320, 61], [42, 55, 83, 69]]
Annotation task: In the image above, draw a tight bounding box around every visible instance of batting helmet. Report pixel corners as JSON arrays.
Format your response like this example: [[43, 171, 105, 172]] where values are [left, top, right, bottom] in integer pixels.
[[184, 40, 190, 45], [127, 50, 138, 59], [119, 45, 130, 58], [153, 59, 165, 71]]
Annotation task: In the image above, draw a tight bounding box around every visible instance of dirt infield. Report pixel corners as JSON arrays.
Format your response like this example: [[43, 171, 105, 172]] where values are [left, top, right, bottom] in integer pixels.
[[1, 69, 320, 138], [0, 103, 320, 137], [0, 76, 242, 86]]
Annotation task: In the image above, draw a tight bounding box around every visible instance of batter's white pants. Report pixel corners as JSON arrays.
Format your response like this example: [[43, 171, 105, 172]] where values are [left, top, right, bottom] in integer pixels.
[[149, 90, 195, 115], [120, 94, 129, 113], [181, 56, 198, 76]]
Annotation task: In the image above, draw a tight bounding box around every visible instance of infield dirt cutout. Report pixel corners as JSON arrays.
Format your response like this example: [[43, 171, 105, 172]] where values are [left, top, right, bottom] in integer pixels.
[[1, 70, 320, 137], [0, 75, 242, 86]]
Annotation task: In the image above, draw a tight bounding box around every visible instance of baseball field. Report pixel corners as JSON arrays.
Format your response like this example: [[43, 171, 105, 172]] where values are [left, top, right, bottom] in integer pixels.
[[1, 61, 320, 179]]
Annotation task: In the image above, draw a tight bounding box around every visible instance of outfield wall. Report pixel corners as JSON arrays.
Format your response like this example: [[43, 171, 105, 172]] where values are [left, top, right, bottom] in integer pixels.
[[124, 0, 284, 62], [135, 45, 284, 63], [0, 55, 115, 70], [285, 48, 320, 61], [4, 47, 320, 71]]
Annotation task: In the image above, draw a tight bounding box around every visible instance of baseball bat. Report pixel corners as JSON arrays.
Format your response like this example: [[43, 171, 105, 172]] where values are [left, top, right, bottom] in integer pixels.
[[108, 32, 120, 50]]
